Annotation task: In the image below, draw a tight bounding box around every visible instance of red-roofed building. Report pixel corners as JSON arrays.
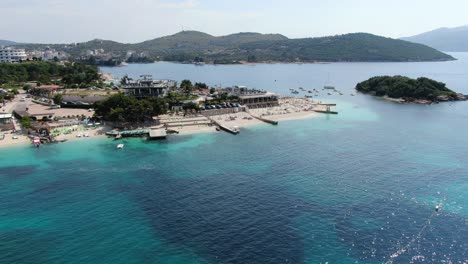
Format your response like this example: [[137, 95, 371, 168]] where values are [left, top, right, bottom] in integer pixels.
[[32, 85, 63, 95]]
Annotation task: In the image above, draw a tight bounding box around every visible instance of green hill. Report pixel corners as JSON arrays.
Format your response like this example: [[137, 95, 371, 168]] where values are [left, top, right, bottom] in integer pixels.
[[356, 76, 464, 102], [17, 31, 454, 63], [240, 33, 454, 62]]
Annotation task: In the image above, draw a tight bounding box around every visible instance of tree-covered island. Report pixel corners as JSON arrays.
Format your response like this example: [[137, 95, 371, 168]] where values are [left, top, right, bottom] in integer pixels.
[[355, 76, 467, 103]]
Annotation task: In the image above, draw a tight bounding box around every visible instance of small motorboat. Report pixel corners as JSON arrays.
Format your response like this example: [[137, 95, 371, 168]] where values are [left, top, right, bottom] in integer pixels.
[[117, 144, 124, 149], [435, 203, 442, 211], [84, 133, 90, 137], [76, 133, 82, 138], [115, 134, 123, 140]]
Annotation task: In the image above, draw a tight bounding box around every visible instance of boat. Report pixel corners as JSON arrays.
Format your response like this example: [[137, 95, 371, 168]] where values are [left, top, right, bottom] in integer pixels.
[[350, 94, 355, 96], [84, 133, 90, 137], [115, 134, 123, 140], [324, 73, 335, 89], [76, 133, 82, 138], [117, 144, 124, 149], [33, 137, 41, 148], [435, 203, 442, 211]]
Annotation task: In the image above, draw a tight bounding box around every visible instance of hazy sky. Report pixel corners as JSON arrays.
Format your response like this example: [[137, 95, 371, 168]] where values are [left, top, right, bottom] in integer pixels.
[[1, 0, 468, 43]]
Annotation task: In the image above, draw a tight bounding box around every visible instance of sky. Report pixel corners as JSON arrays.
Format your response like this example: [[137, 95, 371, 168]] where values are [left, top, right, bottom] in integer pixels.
[[1, 0, 468, 43]]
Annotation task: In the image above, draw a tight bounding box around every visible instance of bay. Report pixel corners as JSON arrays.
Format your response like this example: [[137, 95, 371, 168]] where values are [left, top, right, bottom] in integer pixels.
[[0, 53, 467, 263]]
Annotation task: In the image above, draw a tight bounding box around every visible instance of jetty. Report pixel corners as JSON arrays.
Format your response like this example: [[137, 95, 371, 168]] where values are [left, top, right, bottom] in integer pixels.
[[105, 128, 167, 139], [245, 108, 278, 125], [148, 129, 167, 139], [205, 116, 239, 135], [313, 103, 338, 114]]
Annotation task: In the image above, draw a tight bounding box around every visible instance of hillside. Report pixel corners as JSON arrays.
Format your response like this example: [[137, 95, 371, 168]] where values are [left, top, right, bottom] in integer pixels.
[[17, 31, 454, 63], [240, 33, 453, 62], [0, 39, 17, 46], [401, 25, 468, 52]]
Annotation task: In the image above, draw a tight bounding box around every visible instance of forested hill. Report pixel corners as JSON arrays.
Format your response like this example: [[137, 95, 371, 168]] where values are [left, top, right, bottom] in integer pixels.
[[17, 31, 454, 63], [355, 76, 465, 102], [239, 33, 453, 62]]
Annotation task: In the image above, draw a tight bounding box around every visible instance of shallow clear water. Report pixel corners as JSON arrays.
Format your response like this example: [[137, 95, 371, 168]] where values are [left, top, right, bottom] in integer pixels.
[[1, 54, 467, 263]]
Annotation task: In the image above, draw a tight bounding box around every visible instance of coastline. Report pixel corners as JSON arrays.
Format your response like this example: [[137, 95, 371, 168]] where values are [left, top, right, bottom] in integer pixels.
[[112, 58, 457, 68], [0, 107, 323, 150]]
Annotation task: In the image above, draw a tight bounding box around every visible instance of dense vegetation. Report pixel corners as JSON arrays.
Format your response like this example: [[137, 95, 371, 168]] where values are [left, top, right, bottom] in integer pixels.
[[0, 61, 100, 87], [356, 76, 459, 101], [18, 31, 453, 63], [240, 33, 454, 62], [94, 93, 168, 122]]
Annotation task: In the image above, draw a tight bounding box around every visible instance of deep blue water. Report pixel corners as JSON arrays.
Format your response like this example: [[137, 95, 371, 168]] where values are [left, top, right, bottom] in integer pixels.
[[1, 54, 468, 263]]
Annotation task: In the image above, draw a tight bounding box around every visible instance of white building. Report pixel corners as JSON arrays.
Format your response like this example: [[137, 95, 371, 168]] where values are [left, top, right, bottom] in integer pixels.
[[0, 47, 27, 63]]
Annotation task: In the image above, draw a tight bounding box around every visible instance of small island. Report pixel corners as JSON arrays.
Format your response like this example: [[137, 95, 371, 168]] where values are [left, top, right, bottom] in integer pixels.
[[355, 76, 467, 104]]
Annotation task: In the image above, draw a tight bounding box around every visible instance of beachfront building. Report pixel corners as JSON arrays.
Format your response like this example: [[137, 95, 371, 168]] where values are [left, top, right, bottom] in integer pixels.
[[0, 113, 12, 124], [227, 85, 279, 107], [122, 75, 176, 98], [238, 92, 279, 107], [0, 48, 27, 63], [31, 85, 64, 96]]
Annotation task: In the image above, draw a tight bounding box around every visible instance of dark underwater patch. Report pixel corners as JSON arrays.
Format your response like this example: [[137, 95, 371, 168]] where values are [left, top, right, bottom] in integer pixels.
[[0, 165, 37, 179], [0, 229, 56, 264], [132, 172, 310, 264]]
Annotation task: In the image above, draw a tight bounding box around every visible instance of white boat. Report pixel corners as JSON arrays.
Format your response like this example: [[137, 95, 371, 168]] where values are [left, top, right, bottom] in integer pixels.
[[324, 73, 335, 89], [117, 144, 124, 149], [84, 133, 90, 137], [76, 133, 82, 138]]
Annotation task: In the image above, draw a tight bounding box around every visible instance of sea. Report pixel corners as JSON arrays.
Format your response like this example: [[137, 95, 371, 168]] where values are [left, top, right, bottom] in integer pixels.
[[1, 53, 467, 264]]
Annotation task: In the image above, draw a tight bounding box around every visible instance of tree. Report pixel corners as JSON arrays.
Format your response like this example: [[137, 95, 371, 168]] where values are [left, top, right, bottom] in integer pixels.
[[23, 84, 32, 92], [194, 82, 207, 89], [180, 79, 193, 96], [21, 116, 32, 129], [53, 94, 63, 105], [120, 75, 129, 85], [11, 88, 19, 95]]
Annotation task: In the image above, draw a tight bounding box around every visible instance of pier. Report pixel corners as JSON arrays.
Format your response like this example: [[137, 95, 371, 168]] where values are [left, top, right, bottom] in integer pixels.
[[313, 103, 338, 114], [148, 129, 167, 139], [106, 128, 167, 139], [205, 116, 239, 135], [245, 108, 278, 125]]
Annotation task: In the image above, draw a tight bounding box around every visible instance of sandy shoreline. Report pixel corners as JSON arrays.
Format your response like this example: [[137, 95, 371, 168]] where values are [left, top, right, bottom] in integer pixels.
[[0, 98, 332, 149]]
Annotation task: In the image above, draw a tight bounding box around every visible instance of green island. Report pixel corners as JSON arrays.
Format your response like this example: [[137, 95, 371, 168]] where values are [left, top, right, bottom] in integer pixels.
[[18, 31, 454, 64], [356, 76, 467, 103]]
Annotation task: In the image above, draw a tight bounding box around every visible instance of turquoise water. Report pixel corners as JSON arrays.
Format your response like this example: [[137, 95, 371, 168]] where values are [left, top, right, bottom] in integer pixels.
[[1, 54, 468, 263]]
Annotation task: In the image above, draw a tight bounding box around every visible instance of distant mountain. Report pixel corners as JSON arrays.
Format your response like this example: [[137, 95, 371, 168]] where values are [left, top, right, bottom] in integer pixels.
[[18, 31, 454, 63], [239, 33, 453, 62], [401, 25, 468, 52], [0, 39, 17, 46]]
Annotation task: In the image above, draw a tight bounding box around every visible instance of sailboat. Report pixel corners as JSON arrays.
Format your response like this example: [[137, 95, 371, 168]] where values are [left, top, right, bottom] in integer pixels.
[[324, 73, 335, 90]]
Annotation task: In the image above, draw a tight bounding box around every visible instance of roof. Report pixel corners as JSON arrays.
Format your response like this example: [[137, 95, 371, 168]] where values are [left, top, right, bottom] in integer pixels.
[[35, 85, 63, 90], [238, 92, 278, 99], [0, 113, 12, 119]]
